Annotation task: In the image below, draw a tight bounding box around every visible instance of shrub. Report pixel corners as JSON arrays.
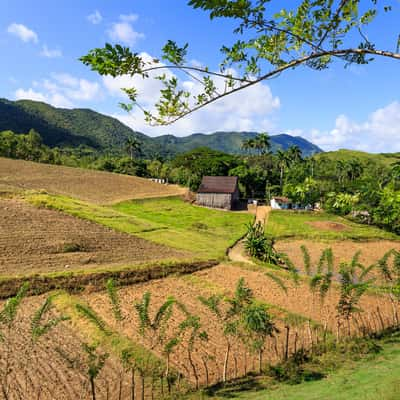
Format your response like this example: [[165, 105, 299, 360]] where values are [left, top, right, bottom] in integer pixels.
[[244, 222, 282, 265]]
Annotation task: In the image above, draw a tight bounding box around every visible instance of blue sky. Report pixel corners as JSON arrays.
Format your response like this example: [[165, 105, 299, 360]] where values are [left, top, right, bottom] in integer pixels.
[[1, 0, 400, 152]]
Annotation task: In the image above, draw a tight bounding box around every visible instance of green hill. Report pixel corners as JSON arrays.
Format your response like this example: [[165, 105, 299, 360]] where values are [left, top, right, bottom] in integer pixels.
[[153, 131, 322, 156], [315, 149, 400, 166], [0, 98, 322, 157]]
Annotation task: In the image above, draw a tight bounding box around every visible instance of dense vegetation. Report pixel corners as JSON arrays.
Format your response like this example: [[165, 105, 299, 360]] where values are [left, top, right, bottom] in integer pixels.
[[3, 125, 400, 236], [0, 98, 321, 157]]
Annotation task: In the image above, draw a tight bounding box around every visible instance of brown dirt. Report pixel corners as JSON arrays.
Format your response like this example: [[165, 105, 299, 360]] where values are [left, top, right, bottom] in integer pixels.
[[0, 157, 187, 204], [228, 206, 270, 264], [0, 295, 127, 400], [306, 221, 349, 231], [0, 198, 186, 277], [197, 263, 394, 335], [81, 259, 395, 388], [275, 239, 400, 271]]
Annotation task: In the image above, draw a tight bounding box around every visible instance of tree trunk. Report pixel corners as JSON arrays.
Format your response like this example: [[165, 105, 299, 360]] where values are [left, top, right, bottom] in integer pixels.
[[165, 354, 171, 394], [202, 356, 209, 387], [140, 373, 145, 400], [188, 348, 199, 390], [376, 306, 385, 332], [131, 368, 136, 400], [223, 342, 231, 383], [285, 325, 290, 361], [258, 349, 263, 373], [90, 378, 96, 400]]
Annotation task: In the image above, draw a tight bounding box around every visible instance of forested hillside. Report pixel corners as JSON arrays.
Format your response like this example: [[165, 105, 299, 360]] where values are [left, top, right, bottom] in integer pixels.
[[0, 98, 321, 157]]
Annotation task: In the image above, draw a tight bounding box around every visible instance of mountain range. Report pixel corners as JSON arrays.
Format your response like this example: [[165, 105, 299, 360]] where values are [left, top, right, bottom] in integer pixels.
[[0, 98, 322, 157]]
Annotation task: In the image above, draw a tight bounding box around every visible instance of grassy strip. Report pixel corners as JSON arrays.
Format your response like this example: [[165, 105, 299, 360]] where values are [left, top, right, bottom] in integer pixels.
[[191, 331, 400, 400], [53, 293, 164, 374], [113, 197, 253, 258], [0, 259, 219, 299], [266, 210, 399, 241], [25, 193, 252, 259]]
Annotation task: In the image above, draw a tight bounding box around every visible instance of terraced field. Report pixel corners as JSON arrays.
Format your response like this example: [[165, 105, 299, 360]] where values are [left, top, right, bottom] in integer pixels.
[[0, 157, 186, 204], [0, 198, 186, 277]]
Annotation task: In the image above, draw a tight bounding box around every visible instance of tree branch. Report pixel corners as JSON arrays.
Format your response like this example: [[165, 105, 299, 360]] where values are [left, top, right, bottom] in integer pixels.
[[141, 65, 254, 83], [149, 47, 400, 126]]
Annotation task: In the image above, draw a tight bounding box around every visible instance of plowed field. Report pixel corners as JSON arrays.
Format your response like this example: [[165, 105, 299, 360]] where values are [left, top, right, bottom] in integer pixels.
[[275, 239, 400, 272], [0, 198, 186, 276], [81, 263, 395, 388], [0, 157, 186, 204]]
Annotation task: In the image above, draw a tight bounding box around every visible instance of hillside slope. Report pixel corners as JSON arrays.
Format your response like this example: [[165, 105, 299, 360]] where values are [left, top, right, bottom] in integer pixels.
[[153, 131, 322, 156], [0, 98, 322, 157], [0, 157, 186, 204], [315, 149, 400, 166]]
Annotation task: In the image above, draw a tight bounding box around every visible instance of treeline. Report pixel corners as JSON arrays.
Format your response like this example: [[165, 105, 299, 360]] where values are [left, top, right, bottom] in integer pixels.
[[2, 129, 400, 235]]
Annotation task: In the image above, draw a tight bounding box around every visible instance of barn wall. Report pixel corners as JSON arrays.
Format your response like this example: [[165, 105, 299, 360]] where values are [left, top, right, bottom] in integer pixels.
[[196, 193, 233, 210]]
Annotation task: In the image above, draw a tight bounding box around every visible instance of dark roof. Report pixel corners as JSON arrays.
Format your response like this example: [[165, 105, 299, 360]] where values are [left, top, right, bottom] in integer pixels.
[[198, 176, 238, 194], [272, 196, 291, 204]]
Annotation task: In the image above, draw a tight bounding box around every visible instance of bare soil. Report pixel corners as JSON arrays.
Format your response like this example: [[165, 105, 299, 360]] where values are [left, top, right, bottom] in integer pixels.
[[81, 259, 396, 389], [196, 263, 394, 336], [306, 221, 349, 231], [0, 157, 187, 204], [0, 296, 126, 400], [0, 198, 185, 277], [275, 239, 400, 271]]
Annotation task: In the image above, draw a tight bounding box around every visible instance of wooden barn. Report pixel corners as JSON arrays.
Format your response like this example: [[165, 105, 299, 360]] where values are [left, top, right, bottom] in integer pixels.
[[196, 176, 239, 210]]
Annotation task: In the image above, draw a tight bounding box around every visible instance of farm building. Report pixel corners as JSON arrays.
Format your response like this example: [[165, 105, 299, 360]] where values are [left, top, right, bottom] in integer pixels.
[[271, 196, 293, 210], [196, 176, 239, 210], [270, 196, 312, 210]]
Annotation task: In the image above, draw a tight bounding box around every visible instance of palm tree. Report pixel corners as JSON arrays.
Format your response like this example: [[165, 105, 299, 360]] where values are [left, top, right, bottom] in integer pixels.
[[242, 303, 277, 373], [276, 149, 289, 192], [125, 137, 142, 160], [134, 292, 175, 397], [287, 145, 302, 164], [198, 278, 253, 383], [241, 138, 255, 155], [254, 133, 271, 156], [178, 315, 208, 390]]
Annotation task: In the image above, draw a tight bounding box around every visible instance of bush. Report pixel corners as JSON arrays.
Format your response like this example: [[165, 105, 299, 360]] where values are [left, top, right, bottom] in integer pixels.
[[244, 222, 282, 265]]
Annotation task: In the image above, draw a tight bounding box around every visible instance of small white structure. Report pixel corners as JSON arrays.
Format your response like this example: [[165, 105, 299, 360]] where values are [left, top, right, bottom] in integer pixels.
[[270, 196, 292, 210], [271, 196, 312, 211]]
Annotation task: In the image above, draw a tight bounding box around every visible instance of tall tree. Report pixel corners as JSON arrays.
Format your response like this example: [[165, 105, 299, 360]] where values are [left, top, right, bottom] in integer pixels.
[[287, 145, 303, 164], [125, 137, 142, 160], [81, 1, 400, 126], [254, 133, 271, 156], [276, 149, 289, 192]]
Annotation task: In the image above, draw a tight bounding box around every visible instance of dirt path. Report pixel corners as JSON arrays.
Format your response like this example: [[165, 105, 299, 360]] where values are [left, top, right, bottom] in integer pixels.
[[228, 206, 271, 264]]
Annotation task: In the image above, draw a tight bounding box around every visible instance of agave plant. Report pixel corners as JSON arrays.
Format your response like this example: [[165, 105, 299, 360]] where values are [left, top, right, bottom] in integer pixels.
[[244, 222, 282, 265]]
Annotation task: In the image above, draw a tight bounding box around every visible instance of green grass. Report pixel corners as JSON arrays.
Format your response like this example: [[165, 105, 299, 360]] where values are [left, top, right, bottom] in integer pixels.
[[26, 193, 252, 259], [266, 210, 399, 241], [315, 149, 400, 167], [112, 197, 253, 258], [53, 292, 164, 374], [187, 333, 400, 400]]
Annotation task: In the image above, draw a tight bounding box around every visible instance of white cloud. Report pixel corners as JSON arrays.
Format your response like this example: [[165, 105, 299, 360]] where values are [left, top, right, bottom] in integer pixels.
[[87, 10, 103, 24], [107, 14, 144, 46], [66, 79, 101, 101], [291, 101, 400, 153], [40, 45, 62, 58], [51, 73, 79, 87], [7, 23, 38, 43], [15, 88, 46, 102], [103, 54, 280, 136], [119, 14, 138, 22], [14, 74, 102, 108]]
